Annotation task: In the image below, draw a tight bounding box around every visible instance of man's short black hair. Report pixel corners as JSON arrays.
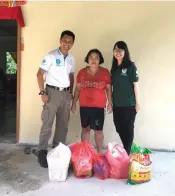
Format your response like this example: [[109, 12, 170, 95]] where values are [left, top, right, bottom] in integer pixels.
[[60, 30, 75, 42], [85, 49, 104, 65]]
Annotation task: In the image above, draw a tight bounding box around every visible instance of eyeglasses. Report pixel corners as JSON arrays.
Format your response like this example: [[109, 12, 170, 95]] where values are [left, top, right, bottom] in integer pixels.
[[114, 48, 124, 53]]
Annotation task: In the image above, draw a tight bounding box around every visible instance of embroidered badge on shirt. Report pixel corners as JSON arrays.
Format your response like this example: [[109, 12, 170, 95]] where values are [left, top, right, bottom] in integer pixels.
[[42, 59, 46, 64], [121, 68, 127, 76], [56, 59, 61, 66]]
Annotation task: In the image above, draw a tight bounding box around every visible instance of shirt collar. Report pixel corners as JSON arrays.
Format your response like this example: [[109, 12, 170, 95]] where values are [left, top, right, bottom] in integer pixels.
[[58, 48, 69, 58]]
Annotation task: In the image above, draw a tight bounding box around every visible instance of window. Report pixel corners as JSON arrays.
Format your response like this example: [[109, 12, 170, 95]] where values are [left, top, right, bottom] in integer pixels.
[[6, 52, 17, 74]]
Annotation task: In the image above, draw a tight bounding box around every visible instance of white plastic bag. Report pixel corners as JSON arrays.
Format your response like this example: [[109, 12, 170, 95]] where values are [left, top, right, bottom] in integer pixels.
[[47, 142, 71, 182]]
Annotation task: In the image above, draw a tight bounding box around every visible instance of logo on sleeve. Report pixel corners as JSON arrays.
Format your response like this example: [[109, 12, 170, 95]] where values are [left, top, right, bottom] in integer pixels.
[[42, 59, 46, 64], [56, 59, 61, 66], [136, 70, 139, 77], [121, 68, 127, 76]]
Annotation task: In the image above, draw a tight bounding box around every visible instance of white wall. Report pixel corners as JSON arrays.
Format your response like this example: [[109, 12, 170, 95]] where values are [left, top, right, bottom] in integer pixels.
[[19, 2, 175, 150]]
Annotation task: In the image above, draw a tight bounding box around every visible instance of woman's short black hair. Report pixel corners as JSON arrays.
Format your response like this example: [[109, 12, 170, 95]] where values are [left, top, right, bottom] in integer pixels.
[[84, 49, 104, 65]]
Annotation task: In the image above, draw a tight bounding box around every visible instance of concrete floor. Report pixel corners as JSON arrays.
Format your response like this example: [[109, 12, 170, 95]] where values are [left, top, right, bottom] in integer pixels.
[[0, 143, 175, 196]]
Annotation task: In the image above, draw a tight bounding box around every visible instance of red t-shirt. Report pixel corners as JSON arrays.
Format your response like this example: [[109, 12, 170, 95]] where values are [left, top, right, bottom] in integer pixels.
[[77, 67, 111, 108]]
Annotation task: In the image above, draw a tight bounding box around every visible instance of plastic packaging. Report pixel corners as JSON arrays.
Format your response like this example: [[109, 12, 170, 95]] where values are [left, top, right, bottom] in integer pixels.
[[47, 142, 71, 181], [127, 143, 152, 185], [94, 154, 110, 180], [71, 141, 95, 178], [106, 143, 130, 179]]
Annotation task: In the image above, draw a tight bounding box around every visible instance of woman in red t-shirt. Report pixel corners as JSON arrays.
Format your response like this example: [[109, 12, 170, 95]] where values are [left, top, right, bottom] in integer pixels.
[[71, 49, 112, 153]]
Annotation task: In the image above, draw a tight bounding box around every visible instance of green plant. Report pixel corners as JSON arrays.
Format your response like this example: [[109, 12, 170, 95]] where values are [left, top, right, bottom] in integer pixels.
[[6, 52, 17, 74]]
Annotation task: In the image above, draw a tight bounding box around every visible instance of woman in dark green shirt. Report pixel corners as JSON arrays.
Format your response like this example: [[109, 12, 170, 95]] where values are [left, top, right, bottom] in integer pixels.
[[111, 41, 140, 155]]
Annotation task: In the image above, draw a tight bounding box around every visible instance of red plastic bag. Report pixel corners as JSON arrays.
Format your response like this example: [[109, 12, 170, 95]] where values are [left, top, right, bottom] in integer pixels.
[[106, 143, 130, 179], [68, 143, 75, 152], [94, 154, 110, 180], [71, 141, 95, 178]]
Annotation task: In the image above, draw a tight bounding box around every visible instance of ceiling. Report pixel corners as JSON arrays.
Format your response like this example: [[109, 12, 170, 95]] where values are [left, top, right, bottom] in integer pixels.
[[0, 20, 17, 36]]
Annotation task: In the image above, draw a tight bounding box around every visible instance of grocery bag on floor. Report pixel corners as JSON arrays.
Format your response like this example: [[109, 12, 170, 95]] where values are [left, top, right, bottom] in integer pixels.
[[106, 142, 130, 179], [68, 143, 76, 152], [71, 141, 95, 178], [47, 142, 71, 182], [127, 143, 152, 185], [94, 154, 110, 180]]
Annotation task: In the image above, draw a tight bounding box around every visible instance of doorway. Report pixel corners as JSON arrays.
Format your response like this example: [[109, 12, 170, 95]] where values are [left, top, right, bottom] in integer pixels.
[[0, 20, 18, 143]]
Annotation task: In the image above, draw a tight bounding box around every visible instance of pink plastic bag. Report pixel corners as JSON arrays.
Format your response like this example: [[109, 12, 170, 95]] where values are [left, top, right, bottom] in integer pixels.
[[94, 154, 110, 180], [106, 143, 130, 179], [70, 141, 95, 178]]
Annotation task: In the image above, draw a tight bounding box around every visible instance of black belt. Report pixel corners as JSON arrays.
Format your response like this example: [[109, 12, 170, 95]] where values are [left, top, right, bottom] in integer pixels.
[[46, 84, 70, 91]]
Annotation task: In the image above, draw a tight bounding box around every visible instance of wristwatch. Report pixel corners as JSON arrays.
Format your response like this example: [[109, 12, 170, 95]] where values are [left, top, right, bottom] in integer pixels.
[[39, 90, 46, 95]]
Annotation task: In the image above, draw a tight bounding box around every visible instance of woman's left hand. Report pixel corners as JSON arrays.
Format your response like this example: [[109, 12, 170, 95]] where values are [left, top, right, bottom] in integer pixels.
[[107, 103, 113, 113], [135, 103, 140, 112]]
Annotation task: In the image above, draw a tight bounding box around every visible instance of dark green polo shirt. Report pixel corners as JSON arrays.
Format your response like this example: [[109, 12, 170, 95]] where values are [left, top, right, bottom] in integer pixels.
[[111, 64, 139, 107]]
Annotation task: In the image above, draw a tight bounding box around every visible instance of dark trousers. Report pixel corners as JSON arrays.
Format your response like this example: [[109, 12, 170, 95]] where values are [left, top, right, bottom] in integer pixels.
[[113, 106, 136, 155]]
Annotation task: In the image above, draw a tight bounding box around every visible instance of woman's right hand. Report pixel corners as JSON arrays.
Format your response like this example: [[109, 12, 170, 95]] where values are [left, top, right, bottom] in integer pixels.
[[71, 103, 76, 113], [41, 95, 48, 104]]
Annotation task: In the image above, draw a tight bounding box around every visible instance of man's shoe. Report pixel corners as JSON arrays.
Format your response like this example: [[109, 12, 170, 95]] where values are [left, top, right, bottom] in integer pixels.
[[38, 150, 48, 168]]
